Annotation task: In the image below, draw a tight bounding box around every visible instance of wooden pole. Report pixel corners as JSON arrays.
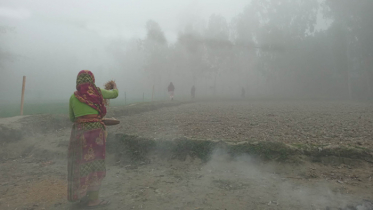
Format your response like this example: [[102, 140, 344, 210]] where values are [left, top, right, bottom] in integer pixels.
[[20, 76, 26, 115], [151, 85, 154, 102], [143, 92, 144, 102], [124, 91, 127, 105]]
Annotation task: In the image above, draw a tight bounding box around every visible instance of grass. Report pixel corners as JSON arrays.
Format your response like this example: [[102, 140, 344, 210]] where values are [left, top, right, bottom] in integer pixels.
[[0, 102, 68, 118], [114, 134, 299, 163], [112, 134, 373, 164], [0, 97, 185, 118]]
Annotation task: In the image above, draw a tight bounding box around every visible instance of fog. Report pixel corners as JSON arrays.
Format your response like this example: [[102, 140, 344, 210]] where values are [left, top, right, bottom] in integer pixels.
[[2, 1, 373, 209], [1, 0, 372, 103], [202, 150, 348, 209]]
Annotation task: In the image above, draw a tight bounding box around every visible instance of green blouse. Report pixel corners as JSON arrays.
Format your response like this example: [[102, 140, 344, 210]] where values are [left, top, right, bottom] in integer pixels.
[[69, 88, 118, 122]]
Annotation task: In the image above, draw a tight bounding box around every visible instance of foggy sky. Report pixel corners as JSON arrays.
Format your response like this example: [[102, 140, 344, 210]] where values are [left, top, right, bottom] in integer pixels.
[[0, 0, 249, 103]]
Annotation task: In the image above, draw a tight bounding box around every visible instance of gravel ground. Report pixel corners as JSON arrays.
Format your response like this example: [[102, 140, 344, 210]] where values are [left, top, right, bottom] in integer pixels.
[[1, 151, 372, 210], [113, 100, 373, 148], [1, 100, 373, 210]]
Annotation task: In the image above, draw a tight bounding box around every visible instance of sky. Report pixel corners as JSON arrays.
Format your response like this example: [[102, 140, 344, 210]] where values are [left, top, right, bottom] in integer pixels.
[[0, 0, 335, 104], [0, 0, 250, 103], [0, 0, 250, 40]]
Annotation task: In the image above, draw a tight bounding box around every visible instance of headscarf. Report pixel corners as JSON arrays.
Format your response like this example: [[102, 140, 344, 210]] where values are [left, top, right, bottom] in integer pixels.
[[74, 70, 107, 118]]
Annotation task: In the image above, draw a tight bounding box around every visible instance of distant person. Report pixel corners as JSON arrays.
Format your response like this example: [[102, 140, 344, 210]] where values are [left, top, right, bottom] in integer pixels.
[[241, 87, 245, 98], [68, 70, 118, 208], [168, 82, 175, 100], [191, 85, 196, 99]]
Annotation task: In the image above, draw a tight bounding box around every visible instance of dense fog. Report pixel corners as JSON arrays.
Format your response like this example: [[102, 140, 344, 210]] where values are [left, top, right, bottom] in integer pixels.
[[1, 0, 372, 103], [1, 1, 373, 209]]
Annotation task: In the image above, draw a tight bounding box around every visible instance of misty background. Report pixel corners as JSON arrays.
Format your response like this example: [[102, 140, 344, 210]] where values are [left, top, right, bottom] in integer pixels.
[[1, 0, 372, 105]]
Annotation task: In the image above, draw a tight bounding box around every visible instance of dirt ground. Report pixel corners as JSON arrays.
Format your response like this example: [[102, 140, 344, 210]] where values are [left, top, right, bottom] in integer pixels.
[[114, 100, 373, 148], [0, 100, 373, 210]]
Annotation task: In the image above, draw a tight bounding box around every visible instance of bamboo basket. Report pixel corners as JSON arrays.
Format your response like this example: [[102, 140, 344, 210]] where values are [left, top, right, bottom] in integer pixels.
[[102, 118, 120, 126]]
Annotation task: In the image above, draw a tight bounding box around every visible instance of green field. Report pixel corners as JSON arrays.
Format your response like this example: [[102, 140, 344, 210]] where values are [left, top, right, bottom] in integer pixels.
[[0, 97, 175, 118], [0, 102, 68, 118], [0, 95, 185, 118]]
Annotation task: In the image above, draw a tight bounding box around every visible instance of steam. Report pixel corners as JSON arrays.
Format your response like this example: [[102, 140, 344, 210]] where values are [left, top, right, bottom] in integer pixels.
[[198, 149, 350, 209]]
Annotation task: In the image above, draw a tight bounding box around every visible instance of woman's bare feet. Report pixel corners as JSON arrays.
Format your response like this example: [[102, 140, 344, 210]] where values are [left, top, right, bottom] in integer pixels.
[[86, 199, 110, 208]]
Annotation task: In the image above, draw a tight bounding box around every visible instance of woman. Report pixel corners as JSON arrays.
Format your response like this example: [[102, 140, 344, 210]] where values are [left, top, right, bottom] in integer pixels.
[[168, 82, 175, 100], [191, 85, 195, 99], [68, 70, 118, 208]]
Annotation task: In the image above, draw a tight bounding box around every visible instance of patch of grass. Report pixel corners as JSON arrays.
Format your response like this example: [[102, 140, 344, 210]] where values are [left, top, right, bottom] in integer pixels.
[[230, 142, 297, 161], [290, 143, 309, 149], [0, 98, 170, 118], [109, 101, 188, 117], [113, 134, 157, 163], [0, 103, 68, 118], [112, 134, 373, 164], [172, 138, 216, 161], [347, 144, 370, 151], [114, 135, 300, 163]]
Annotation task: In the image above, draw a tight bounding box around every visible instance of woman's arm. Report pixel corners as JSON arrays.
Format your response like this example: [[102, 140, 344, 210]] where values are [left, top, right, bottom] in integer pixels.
[[100, 88, 119, 99]]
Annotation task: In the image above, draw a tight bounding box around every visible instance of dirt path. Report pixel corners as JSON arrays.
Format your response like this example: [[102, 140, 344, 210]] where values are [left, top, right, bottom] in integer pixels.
[[0, 100, 373, 210], [1, 152, 372, 210]]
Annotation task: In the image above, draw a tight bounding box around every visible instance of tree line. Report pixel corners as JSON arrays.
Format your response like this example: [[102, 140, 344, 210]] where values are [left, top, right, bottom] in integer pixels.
[[113, 0, 371, 99]]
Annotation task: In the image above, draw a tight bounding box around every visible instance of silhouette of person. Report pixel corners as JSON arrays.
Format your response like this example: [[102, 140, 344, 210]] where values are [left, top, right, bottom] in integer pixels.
[[168, 82, 175, 100], [191, 85, 196, 99]]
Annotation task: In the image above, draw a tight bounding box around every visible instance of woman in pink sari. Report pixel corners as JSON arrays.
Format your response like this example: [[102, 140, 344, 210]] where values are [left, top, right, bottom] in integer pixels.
[[68, 70, 118, 208]]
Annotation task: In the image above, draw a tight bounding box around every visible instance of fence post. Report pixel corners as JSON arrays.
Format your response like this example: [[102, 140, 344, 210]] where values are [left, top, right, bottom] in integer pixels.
[[143, 92, 144, 102], [124, 91, 127, 105], [20, 76, 26, 115]]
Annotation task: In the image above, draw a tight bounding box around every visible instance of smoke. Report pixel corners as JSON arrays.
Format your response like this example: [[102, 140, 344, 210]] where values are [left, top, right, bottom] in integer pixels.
[[197, 149, 351, 209]]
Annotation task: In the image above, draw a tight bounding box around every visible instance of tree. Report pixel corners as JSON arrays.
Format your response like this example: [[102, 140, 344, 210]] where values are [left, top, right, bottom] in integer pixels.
[[323, 0, 373, 98], [204, 14, 232, 95], [141, 20, 170, 95], [176, 32, 208, 85], [233, 0, 319, 96]]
